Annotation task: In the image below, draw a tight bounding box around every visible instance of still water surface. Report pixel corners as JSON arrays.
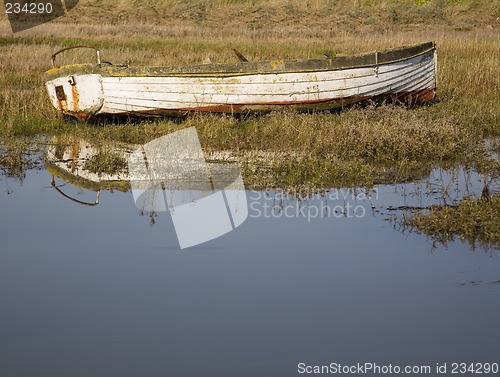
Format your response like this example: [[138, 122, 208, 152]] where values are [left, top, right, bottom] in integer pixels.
[[0, 164, 499, 377]]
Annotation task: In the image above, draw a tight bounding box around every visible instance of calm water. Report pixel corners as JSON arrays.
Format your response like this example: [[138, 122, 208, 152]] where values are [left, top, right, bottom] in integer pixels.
[[0, 161, 499, 377]]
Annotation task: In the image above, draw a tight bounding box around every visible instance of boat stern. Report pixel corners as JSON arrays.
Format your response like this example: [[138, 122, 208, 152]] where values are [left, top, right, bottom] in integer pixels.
[[45, 66, 104, 119]]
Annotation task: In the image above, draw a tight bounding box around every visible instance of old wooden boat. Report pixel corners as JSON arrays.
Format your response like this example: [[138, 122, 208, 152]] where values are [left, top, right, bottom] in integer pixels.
[[44, 42, 437, 119]]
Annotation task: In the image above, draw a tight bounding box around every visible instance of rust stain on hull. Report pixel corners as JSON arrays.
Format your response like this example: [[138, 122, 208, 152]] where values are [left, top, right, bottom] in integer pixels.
[[71, 84, 80, 113]]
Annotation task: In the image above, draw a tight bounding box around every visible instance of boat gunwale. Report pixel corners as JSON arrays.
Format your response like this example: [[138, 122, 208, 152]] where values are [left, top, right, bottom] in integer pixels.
[[45, 42, 435, 80]]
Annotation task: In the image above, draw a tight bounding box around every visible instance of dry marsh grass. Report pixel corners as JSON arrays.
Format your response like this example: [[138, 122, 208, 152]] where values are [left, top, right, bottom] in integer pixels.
[[11, 0, 496, 33]]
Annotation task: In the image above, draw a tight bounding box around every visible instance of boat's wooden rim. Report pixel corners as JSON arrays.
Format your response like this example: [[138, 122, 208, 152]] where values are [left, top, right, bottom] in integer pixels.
[[45, 42, 435, 79]]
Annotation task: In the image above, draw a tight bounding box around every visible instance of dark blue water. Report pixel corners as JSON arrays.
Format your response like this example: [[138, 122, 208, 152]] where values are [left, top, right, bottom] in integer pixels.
[[1, 167, 499, 377]]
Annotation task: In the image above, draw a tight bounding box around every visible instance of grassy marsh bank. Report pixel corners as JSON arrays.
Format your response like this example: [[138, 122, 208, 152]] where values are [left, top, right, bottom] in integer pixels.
[[405, 194, 500, 249]]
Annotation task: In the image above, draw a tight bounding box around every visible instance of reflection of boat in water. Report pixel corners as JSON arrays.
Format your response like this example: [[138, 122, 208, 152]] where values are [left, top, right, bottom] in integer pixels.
[[44, 135, 498, 250], [46, 137, 135, 206], [45, 42, 437, 119], [45, 136, 244, 195], [45, 138, 132, 196], [45, 129, 248, 249]]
